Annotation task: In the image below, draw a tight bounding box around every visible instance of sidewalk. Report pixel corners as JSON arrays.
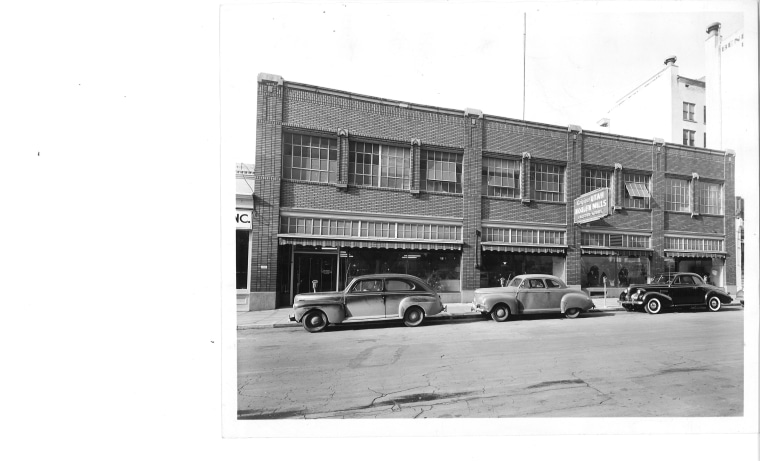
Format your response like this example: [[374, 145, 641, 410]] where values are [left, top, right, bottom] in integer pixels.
[[237, 298, 628, 330]]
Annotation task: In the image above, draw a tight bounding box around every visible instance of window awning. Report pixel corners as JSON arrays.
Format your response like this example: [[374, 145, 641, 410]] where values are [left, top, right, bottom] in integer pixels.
[[582, 247, 653, 257], [625, 182, 650, 198], [279, 237, 461, 251], [481, 244, 567, 254], [665, 251, 727, 259]]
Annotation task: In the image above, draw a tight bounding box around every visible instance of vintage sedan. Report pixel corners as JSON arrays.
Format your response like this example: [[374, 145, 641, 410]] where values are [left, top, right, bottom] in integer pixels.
[[619, 272, 733, 314], [472, 274, 595, 321], [288, 273, 445, 332]]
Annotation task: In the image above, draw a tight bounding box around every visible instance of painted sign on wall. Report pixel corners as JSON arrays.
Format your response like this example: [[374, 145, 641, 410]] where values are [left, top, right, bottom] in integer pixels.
[[574, 188, 610, 224]]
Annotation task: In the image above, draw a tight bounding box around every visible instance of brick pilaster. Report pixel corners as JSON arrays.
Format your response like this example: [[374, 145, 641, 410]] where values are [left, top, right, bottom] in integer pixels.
[[565, 125, 583, 287], [337, 128, 349, 189], [410, 138, 421, 194], [724, 150, 736, 287], [461, 109, 483, 295], [612, 163, 623, 211], [651, 138, 666, 277]]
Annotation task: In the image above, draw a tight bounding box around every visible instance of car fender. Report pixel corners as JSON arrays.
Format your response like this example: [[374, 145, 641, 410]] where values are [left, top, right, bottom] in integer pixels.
[[560, 292, 594, 313], [481, 295, 519, 316], [703, 290, 732, 304], [641, 291, 672, 307], [398, 296, 443, 318], [294, 304, 346, 324]]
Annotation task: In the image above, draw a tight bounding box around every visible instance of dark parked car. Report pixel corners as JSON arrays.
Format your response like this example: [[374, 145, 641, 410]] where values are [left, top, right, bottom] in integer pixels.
[[472, 274, 595, 321], [619, 272, 733, 314], [289, 273, 445, 332]]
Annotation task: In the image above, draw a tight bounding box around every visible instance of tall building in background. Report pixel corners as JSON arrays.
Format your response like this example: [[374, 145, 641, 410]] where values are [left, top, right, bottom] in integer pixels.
[[598, 56, 706, 148]]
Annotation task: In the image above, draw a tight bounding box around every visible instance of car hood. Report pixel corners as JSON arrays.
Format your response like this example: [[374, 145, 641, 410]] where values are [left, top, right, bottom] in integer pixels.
[[293, 292, 343, 303]]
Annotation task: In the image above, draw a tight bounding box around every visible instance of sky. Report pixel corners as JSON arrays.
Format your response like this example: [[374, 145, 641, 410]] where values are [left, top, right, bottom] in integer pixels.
[[221, 0, 748, 162]]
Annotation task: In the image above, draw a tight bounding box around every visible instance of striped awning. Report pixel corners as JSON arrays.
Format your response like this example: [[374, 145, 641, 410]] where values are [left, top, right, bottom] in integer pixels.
[[481, 244, 567, 254], [665, 251, 726, 259], [581, 247, 653, 257], [279, 237, 461, 251]]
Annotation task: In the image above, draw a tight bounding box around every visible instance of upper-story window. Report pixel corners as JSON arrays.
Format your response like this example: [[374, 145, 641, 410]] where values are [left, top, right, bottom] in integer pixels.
[[482, 157, 520, 198], [283, 133, 338, 183], [420, 149, 462, 194], [665, 178, 690, 212], [683, 129, 695, 146], [683, 102, 695, 121], [348, 141, 411, 190], [581, 169, 610, 194], [531, 162, 565, 202], [698, 181, 723, 215], [623, 173, 651, 209]]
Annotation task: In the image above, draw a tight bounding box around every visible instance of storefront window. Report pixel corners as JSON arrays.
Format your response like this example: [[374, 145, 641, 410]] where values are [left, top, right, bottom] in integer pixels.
[[343, 249, 461, 292], [236, 230, 249, 289], [581, 255, 649, 289], [480, 252, 565, 287]]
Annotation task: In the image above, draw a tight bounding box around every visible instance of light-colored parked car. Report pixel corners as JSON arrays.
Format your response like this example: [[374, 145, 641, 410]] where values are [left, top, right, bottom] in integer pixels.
[[289, 273, 446, 332], [472, 274, 595, 321]]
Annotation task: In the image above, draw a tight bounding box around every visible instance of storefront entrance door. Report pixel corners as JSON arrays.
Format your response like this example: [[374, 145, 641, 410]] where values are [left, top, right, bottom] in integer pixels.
[[293, 253, 338, 297]]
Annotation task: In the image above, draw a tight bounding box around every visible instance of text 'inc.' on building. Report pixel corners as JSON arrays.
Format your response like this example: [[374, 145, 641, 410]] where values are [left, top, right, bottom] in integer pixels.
[[236, 73, 736, 311]]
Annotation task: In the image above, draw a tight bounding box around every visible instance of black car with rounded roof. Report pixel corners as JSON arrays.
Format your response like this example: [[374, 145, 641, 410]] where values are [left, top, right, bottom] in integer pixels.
[[619, 272, 733, 314]]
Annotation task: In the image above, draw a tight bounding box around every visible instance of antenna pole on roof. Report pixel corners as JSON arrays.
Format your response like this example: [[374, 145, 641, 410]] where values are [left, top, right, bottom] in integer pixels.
[[523, 12, 526, 121]]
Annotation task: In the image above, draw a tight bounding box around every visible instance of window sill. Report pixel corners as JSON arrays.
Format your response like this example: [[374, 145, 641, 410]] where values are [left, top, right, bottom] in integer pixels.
[[419, 190, 464, 197], [482, 195, 522, 202]]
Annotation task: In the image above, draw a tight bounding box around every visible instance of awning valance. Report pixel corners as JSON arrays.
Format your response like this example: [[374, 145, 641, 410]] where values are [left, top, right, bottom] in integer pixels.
[[581, 247, 653, 257], [665, 251, 727, 259], [279, 237, 461, 251], [481, 244, 567, 254]]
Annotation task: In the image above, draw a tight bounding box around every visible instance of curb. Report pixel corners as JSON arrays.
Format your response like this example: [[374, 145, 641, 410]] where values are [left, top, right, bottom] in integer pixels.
[[237, 307, 628, 330]]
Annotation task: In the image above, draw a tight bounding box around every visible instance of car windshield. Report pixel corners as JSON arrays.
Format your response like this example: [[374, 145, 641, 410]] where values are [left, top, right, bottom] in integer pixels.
[[508, 277, 523, 288], [651, 274, 675, 284]]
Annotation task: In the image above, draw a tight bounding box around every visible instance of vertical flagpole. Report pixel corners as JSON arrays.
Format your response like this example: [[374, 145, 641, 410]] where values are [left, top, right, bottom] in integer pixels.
[[523, 12, 526, 121]]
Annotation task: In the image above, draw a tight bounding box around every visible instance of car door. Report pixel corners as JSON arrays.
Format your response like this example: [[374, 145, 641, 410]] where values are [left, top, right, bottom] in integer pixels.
[[544, 278, 566, 312], [344, 278, 386, 319], [670, 275, 698, 306], [516, 277, 551, 313], [383, 278, 417, 318]]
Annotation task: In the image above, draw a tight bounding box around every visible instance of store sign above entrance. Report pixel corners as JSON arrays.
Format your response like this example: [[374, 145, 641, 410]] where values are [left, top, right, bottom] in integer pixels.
[[236, 209, 252, 229], [574, 188, 610, 224]]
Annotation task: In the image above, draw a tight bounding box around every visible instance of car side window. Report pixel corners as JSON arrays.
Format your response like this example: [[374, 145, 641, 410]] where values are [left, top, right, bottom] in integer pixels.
[[528, 279, 545, 289], [691, 275, 705, 285], [674, 275, 694, 286], [386, 279, 414, 291], [351, 280, 383, 292], [545, 279, 561, 288]]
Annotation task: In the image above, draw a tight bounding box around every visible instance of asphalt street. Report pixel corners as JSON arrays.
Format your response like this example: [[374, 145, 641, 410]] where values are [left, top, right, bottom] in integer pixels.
[[237, 308, 744, 419]]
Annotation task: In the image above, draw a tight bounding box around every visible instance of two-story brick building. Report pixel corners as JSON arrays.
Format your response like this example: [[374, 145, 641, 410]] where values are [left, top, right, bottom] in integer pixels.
[[240, 72, 736, 311]]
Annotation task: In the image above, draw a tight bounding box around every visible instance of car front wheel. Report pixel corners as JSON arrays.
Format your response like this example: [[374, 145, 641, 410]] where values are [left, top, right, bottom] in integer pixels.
[[303, 310, 328, 333], [490, 304, 510, 322], [565, 308, 580, 319], [645, 298, 662, 315], [403, 307, 425, 327], [707, 296, 722, 312]]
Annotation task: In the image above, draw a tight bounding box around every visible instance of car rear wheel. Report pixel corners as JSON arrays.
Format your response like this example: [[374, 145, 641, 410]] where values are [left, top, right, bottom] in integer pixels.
[[565, 308, 580, 319], [490, 304, 510, 322], [403, 307, 425, 327], [707, 296, 722, 312], [303, 310, 328, 333], [645, 298, 662, 315]]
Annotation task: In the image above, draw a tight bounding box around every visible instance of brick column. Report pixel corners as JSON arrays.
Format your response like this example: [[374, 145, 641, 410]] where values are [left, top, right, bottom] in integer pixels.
[[565, 125, 583, 288], [410, 138, 421, 194], [612, 163, 623, 211], [724, 150, 737, 291], [690, 172, 700, 217], [336, 128, 349, 190], [651, 138, 666, 277], [461, 108, 483, 301], [250, 73, 284, 310], [520, 152, 531, 202]]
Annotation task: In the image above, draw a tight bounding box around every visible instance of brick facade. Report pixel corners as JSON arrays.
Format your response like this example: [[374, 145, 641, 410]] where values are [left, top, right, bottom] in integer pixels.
[[244, 74, 737, 310]]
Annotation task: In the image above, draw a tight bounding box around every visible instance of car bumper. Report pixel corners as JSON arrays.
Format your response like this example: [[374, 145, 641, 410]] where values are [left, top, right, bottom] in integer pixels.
[[471, 303, 488, 314], [288, 313, 296, 322], [620, 300, 643, 308]]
